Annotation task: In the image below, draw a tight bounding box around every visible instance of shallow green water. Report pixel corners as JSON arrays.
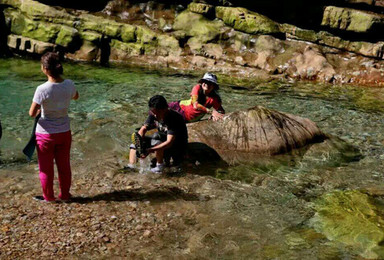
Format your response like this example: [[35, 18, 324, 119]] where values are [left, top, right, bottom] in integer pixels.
[[1, 57, 384, 175], [2, 57, 384, 258]]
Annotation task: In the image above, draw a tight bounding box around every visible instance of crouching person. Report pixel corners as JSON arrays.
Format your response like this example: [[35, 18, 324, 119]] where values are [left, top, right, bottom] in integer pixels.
[[126, 95, 188, 173]]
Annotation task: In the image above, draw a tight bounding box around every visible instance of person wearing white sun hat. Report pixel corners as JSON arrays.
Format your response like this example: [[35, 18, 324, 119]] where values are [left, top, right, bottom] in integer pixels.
[[168, 72, 225, 123]]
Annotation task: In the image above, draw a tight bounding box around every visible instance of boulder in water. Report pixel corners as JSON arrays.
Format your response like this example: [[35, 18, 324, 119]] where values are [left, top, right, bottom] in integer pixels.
[[187, 106, 325, 164]]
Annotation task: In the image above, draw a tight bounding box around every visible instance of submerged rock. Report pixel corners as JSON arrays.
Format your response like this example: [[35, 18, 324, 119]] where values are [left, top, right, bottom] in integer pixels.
[[187, 106, 325, 164], [311, 190, 384, 259]]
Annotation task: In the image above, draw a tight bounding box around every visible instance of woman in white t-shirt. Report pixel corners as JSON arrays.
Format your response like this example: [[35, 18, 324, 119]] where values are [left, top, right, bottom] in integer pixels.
[[29, 52, 79, 202]]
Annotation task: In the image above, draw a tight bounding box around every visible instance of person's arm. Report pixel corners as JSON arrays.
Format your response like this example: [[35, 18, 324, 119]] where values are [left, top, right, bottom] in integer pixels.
[[210, 100, 225, 121], [29, 102, 41, 118], [190, 85, 210, 112], [73, 90, 79, 100], [147, 134, 175, 153], [138, 125, 147, 137], [192, 94, 210, 112]]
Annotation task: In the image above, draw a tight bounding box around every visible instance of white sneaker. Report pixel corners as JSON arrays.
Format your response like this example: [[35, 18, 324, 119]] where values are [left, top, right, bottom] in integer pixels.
[[150, 163, 164, 174]]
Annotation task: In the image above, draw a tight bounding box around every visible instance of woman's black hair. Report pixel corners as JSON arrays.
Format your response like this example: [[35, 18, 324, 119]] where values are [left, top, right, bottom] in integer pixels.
[[198, 79, 219, 91], [148, 95, 168, 109], [197, 81, 222, 104], [41, 52, 63, 77]]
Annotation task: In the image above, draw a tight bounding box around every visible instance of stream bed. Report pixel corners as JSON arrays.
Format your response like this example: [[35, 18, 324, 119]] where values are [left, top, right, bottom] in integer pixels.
[[1, 57, 384, 259]]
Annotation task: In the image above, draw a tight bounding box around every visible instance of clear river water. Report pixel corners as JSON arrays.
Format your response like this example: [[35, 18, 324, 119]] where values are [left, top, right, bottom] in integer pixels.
[[1, 57, 384, 258]]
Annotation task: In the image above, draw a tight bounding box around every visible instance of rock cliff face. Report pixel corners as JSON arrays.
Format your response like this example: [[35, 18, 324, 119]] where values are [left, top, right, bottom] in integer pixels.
[[187, 106, 325, 164], [1, 0, 384, 85]]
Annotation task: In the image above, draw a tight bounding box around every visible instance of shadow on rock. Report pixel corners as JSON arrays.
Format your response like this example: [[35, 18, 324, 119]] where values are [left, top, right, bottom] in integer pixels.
[[69, 186, 204, 204], [185, 142, 229, 177]]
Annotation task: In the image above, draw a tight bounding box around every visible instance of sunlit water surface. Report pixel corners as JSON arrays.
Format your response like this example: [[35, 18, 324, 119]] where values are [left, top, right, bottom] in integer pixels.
[[1, 57, 384, 258]]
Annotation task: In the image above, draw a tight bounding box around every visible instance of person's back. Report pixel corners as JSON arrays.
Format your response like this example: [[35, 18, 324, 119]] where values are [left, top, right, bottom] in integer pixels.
[[29, 52, 79, 202], [34, 79, 76, 134]]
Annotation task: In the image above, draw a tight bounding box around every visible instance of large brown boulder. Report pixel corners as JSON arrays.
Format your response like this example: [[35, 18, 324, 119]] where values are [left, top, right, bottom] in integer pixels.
[[187, 106, 325, 164]]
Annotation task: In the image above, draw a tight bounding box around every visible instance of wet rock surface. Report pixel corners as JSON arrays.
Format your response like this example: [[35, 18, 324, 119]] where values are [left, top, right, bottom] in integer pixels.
[[0, 155, 311, 259], [187, 106, 325, 164]]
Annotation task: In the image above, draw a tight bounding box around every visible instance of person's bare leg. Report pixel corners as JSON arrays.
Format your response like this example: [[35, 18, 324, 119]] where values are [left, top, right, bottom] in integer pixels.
[[129, 148, 137, 165], [151, 149, 165, 173], [155, 149, 164, 164]]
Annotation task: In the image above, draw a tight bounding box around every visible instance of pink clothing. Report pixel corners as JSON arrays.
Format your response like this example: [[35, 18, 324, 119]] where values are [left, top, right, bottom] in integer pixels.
[[36, 131, 72, 201], [180, 84, 224, 122]]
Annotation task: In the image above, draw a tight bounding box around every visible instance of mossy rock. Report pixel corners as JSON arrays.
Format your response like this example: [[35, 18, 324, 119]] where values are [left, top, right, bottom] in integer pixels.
[[136, 26, 157, 44], [80, 31, 102, 43], [55, 25, 79, 48], [215, 6, 280, 35], [280, 23, 319, 43], [157, 34, 182, 56], [2, 0, 74, 26], [78, 14, 122, 38], [187, 37, 204, 53], [7, 34, 56, 54], [110, 39, 143, 55], [322, 6, 384, 33], [188, 3, 215, 16], [173, 10, 223, 43], [7, 9, 60, 43], [67, 40, 100, 61], [120, 24, 137, 43], [311, 190, 384, 259]]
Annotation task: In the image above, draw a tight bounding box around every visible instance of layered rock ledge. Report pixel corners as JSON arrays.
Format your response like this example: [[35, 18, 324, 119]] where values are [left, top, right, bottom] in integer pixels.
[[1, 0, 384, 86]]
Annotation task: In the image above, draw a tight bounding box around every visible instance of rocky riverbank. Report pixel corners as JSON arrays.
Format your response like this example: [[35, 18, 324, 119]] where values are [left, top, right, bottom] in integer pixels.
[[1, 144, 384, 259], [1, 0, 384, 86]]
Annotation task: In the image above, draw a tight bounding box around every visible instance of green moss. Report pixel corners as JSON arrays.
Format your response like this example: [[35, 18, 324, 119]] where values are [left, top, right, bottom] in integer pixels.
[[78, 14, 122, 38], [104, 23, 121, 38], [110, 39, 143, 55], [173, 11, 223, 43], [55, 25, 79, 47], [322, 6, 382, 33], [120, 24, 137, 43], [3, 0, 74, 26], [136, 26, 157, 44], [80, 31, 102, 43], [311, 190, 384, 259], [7, 10, 60, 43], [188, 3, 214, 15], [215, 6, 280, 35]]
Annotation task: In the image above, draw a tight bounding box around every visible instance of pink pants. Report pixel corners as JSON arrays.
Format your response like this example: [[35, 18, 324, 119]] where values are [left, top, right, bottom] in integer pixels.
[[36, 131, 72, 201]]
